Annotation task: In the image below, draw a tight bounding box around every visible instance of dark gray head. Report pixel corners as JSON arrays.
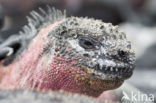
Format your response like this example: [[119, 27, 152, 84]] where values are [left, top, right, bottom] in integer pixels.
[[50, 17, 136, 82]]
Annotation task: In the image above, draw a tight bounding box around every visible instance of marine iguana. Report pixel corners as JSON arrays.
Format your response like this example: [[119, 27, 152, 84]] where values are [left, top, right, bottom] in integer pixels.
[[0, 6, 135, 97]]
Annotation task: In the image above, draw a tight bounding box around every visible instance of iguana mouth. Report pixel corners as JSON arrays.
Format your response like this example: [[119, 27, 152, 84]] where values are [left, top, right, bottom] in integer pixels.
[[93, 62, 134, 80]]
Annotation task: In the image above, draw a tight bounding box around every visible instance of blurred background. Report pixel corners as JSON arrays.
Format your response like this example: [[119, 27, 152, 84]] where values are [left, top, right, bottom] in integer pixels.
[[0, 0, 155, 102]]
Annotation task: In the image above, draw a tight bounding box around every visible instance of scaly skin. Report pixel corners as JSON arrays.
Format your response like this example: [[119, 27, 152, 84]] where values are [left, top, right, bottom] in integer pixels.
[[0, 6, 135, 97]]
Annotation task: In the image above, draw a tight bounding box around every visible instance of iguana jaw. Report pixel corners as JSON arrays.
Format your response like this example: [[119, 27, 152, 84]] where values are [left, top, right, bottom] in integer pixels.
[[94, 60, 133, 80], [80, 58, 134, 82]]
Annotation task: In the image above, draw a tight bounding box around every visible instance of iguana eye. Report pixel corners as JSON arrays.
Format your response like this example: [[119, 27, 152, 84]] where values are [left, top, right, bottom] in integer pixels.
[[78, 36, 97, 49]]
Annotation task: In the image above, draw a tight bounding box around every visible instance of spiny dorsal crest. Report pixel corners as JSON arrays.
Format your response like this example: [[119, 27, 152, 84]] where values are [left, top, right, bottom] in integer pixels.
[[19, 5, 66, 38]]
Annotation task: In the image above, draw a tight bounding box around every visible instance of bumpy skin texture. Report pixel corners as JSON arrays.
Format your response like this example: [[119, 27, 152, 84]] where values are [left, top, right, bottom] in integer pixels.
[[0, 6, 135, 97], [0, 90, 119, 103]]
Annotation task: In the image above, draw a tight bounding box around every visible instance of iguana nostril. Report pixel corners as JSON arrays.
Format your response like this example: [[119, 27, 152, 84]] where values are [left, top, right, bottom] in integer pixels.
[[83, 53, 89, 57], [118, 50, 126, 57]]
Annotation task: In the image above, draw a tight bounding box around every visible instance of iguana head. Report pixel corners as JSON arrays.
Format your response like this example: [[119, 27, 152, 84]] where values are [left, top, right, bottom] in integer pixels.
[[0, 6, 135, 97], [38, 17, 135, 96], [53, 17, 135, 80], [45, 16, 135, 94]]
